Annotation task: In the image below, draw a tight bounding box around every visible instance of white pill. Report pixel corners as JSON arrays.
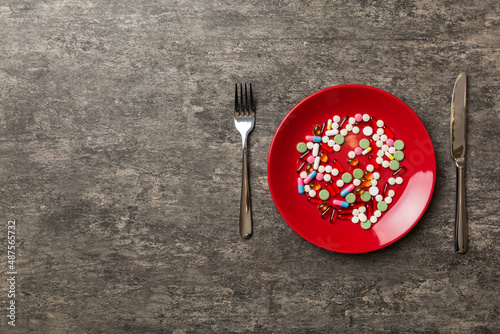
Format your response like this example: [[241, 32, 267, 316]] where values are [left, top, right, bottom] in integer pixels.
[[372, 172, 380, 179], [352, 209, 360, 216], [388, 177, 396, 185], [322, 136, 329, 143], [327, 119, 332, 128], [333, 115, 341, 123], [371, 179, 378, 186], [351, 216, 360, 224], [375, 194, 383, 202], [312, 143, 320, 156], [384, 151, 394, 159], [308, 190, 316, 197], [348, 151, 356, 159], [332, 168, 339, 176], [363, 126, 373, 136], [377, 128, 384, 135], [376, 157, 384, 164], [358, 206, 366, 213], [336, 179, 344, 187], [353, 179, 361, 186], [388, 189, 395, 197], [369, 186, 379, 196], [340, 129, 348, 136], [382, 161, 390, 168], [304, 185, 311, 192], [325, 165, 333, 173], [381, 134, 388, 142], [324, 174, 331, 181], [377, 150, 385, 157], [313, 156, 320, 170], [376, 140, 384, 148], [328, 139, 335, 147], [370, 216, 378, 223], [388, 147, 396, 154], [307, 142, 314, 149], [396, 177, 403, 184], [352, 126, 360, 134], [358, 213, 367, 222], [300, 171, 308, 178], [362, 114, 370, 122], [372, 134, 380, 141], [325, 129, 339, 136], [318, 165, 325, 173], [346, 124, 353, 131], [349, 117, 356, 124], [366, 164, 374, 172], [385, 197, 393, 204], [333, 144, 341, 152], [332, 122, 339, 130], [376, 120, 384, 127], [382, 144, 389, 152]]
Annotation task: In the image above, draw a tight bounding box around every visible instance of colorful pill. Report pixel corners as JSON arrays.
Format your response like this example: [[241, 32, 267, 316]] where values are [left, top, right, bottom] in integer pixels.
[[313, 124, 322, 136], [355, 113, 363, 122], [321, 143, 333, 152], [297, 178, 304, 194], [333, 159, 344, 173], [340, 184, 355, 197], [386, 138, 394, 146], [354, 147, 363, 155], [332, 199, 349, 208], [316, 172, 324, 181], [384, 127, 394, 139], [303, 171, 317, 184], [385, 151, 395, 160], [307, 155, 315, 163], [327, 119, 332, 130], [329, 207, 338, 223], [362, 147, 372, 155], [305, 135, 322, 142]]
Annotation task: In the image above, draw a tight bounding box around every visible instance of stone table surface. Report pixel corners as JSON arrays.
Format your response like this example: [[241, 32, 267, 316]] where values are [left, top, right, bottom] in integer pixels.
[[0, 1, 499, 333]]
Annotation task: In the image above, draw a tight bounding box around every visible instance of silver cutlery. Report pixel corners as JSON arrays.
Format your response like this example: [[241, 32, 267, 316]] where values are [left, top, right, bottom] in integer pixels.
[[234, 83, 255, 239], [450, 72, 468, 253]]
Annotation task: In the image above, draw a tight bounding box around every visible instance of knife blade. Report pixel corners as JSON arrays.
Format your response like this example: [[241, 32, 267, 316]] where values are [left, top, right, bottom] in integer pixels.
[[450, 72, 467, 253]]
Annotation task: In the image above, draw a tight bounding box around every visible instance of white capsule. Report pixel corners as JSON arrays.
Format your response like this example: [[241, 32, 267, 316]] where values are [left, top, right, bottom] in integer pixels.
[[340, 129, 348, 136], [325, 165, 333, 173], [370, 216, 378, 223], [308, 190, 316, 197], [351, 216, 360, 224], [371, 179, 378, 186], [362, 148, 371, 155], [372, 172, 380, 180], [358, 213, 367, 222], [396, 177, 403, 184], [332, 168, 339, 176], [375, 194, 383, 202], [376, 140, 384, 148], [388, 177, 396, 185], [353, 178, 361, 186], [388, 189, 395, 197], [376, 156, 384, 164], [381, 134, 388, 142], [382, 160, 390, 168], [349, 117, 356, 124], [300, 171, 308, 178], [376, 120, 384, 127], [363, 126, 373, 136], [377, 150, 385, 157], [307, 142, 314, 149], [331, 122, 339, 130], [346, 124, 353, 131], [362, 114, 370, 122], [313, 156, 320, 170], [333, 115, 341, 123], [348, 151, 356, 159], [372, 134, 380, 141], [352, 209, 360, 216], [385, 197, 393, 204], [324, 174, 331, 181], [388, 147, 396, 154], [327, 119, 332, 128], [374, 210, 382, 217], [318, 165, 325, 173], [336, 179, 344, 187], [328, 139, 335, 147], [358, 206, 366, 213], [325, 129, 339, 136], [382, 144, 389, 152], [352, 126, 360, 134], [304, 185, 311, 192], [312, 143, 320, 156], [377, 128, 384, 135], [369, 186, 379, 196], [322, 136, 329, 143], [366, 164, 374, 172], [333, 144, 341, 152]]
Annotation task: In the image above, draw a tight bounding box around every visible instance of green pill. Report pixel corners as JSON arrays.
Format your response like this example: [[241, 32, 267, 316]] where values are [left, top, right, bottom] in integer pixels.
[[353, 168, 364, 179], [394, 151, 404, 161], [345, 193, 356, 204], [319, 190, 330, 201], [361, 191, 371, 202], [389, 160, 400, 170], [377, 201, 388, 212], [334, 134, 345, 145], [296, 142, 307, 153], [342, 172, 353, 183], [361, 220, 372, 230], [394, 140, 405, 150], [359, 139, 370, 149]]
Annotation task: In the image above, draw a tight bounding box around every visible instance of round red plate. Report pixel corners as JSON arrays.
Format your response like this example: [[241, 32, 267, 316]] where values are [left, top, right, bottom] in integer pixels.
[[267, 85, 436, 253]]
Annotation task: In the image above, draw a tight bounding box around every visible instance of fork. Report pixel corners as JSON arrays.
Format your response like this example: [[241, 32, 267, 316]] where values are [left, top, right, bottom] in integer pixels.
[[234, 83, 255, 239]]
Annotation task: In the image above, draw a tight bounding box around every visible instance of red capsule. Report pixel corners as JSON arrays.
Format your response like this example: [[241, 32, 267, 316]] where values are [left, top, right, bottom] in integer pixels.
[[393, 166, 407, 176], [320, 122, 326, 135], [329, 208, 338, 223], [321, 143, 333, 153], [307, 197, 322, 204], [383, 182, 390, 197], [299, 149, 312, 160], [331, 182, 341, 194], [367, 203, 373, 217], [384, 126, 394, 139], [321, 206, 332, 218], [338, 214, 353, 220], [368, 155, 380, 169], [333, 159, 344, 173], [324, 182, 336, 196], [370, 117, 378, 128], [369, 140, 379, 153], [297, 161, 306, 173]]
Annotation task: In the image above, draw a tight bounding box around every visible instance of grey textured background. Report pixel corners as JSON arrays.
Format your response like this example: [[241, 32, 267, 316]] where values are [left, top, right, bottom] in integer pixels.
[[0, 0, 499, 333]]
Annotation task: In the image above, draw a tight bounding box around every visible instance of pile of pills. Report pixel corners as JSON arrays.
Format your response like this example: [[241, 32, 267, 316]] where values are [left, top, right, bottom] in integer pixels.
[[296, 113, 407, 230]]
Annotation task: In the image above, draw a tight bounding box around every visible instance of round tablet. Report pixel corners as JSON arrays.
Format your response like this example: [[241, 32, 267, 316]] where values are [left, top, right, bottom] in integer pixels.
[[360, 191, 371, 202], [394, 151, 404, 161], [319, 190, 330, 201], [369, 186, 379, 196], [359, 138, 370, 149], [345, 193, 356, 204], [394, 140, 405, 150], [361, 220, 372, 230], [334, 134, 345, 145], [353, 168, 364, 179], [389, 160, 400, 171], [377, 201, 388, 212], [363, 126, 373, 136], [342, 173, 353, 183], [297, 142, 307, 153]]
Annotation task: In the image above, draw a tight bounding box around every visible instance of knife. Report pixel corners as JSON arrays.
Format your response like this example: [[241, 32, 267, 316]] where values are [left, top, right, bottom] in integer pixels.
[[450, 72, 468, 254]]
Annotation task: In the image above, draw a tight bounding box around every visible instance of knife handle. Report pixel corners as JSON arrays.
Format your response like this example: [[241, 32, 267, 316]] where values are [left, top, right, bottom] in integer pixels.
[[454, 165, 467, 253]]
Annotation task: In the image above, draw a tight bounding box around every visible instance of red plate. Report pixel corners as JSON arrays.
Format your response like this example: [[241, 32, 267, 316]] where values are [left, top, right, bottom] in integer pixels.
[[268, 85, 436, 253]]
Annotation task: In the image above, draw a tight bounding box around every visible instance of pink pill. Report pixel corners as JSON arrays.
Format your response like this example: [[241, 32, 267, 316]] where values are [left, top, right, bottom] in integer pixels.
[[354, 113, 363, 122], [316, 173, 324, 181], [307, 155, 315, 163], [354, 147, 363, 155], [386, 138, 394, 146]]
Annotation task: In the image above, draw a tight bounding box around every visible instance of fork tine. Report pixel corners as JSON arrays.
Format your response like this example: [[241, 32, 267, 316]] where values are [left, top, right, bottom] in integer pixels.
[[244, 83, 249, 115], [240, 83, 244, 115], [234, 83, 239, 115], [249, 83, 255, 114]]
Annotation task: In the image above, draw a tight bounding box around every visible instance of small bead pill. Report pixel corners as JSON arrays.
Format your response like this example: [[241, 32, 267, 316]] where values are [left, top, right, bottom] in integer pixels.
[[340, 129, 348, 136], [308, 190, 316, 197], [382, 160, 390, 168], [351, 216, 360, 224], [362, 114, 370, 122], [377, 128, 384, 136], [349, 117, 356, 124], [331, 122, 339, 130], [388, 177, 396, 185], [374, 210, 382, 217], [372, 134, 380, 141], [370, 216, 378, 223], [358, 206, 366, 213], [336, 179, 344, 187], [346, 124, 353, 131], [363, 126, 373, 136], [358, 213, 367, 222], [375, 194, 383, 202], [372, 172, 380, 179], [396, 177, 403, 184], [366, 164, 374, 172], [388, 189, 395, 197], [352, 126, 360, 134], [307, 142, 314, 149], [377, 150, 385, 157], [385, 197, 393, 204], [333, 115, 341, 123], [376, 120, 384, 127], [324, 174, 331, 181], [382, 144, 389, 152], [348, 151, 356, 158]]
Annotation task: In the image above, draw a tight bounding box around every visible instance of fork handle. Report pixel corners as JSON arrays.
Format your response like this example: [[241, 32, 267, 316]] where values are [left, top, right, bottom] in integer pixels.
[[454, 165, 467, 253], [239, 147, 252, 239]]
